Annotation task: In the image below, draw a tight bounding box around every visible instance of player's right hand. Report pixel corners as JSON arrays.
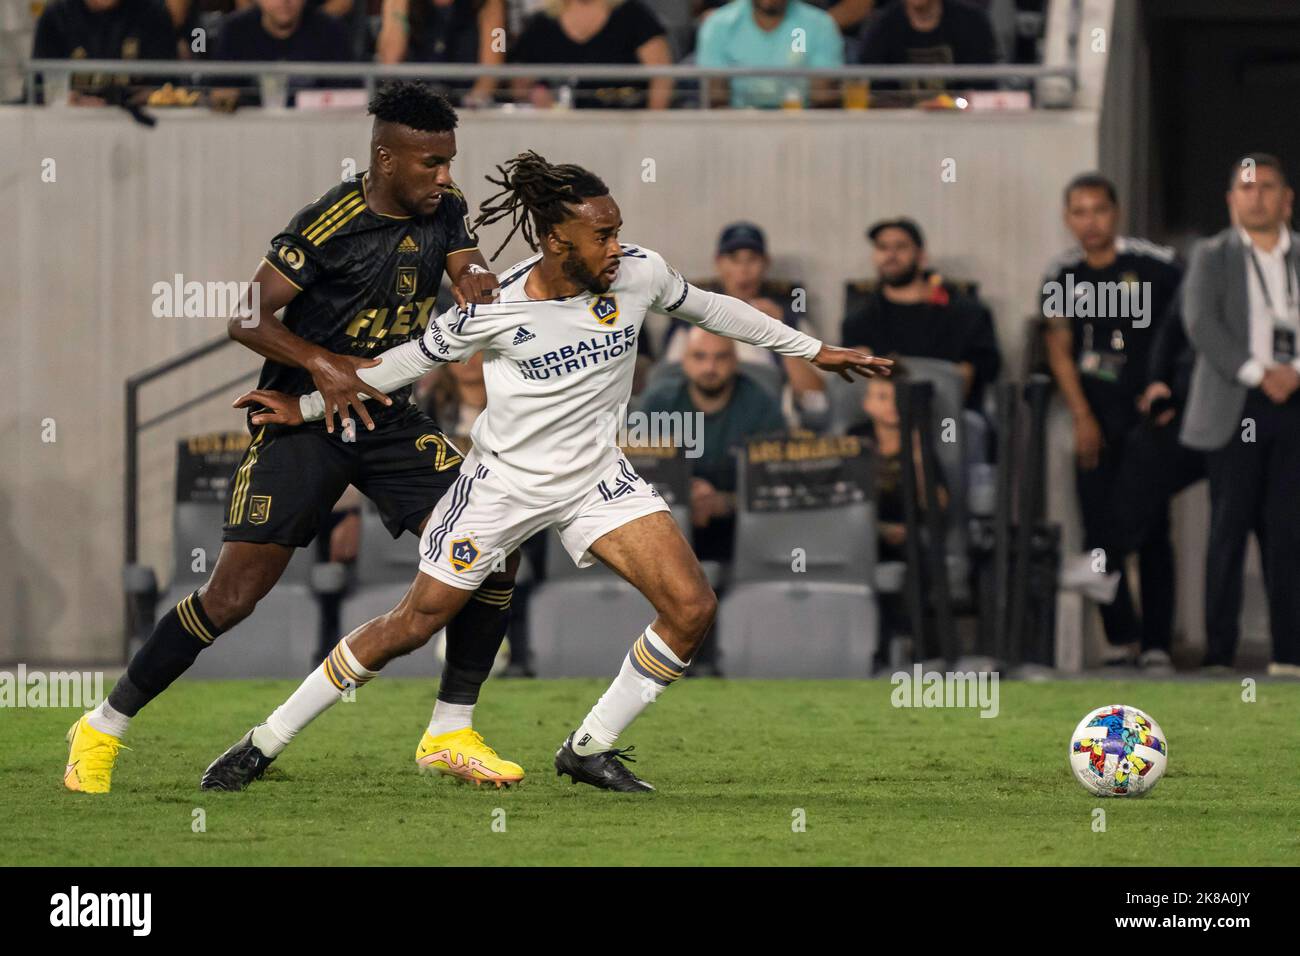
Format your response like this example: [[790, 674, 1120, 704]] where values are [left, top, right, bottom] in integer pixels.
[[233, 389, 305, 427], [307, 353, 391, 433]]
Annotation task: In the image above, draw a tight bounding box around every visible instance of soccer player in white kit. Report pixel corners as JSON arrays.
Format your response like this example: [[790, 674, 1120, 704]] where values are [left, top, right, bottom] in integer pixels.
[[207, 152, 889, 792]]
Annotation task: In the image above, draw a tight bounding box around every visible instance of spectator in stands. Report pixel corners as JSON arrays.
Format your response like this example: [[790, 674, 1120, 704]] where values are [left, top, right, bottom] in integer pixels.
[[1180, 153, 1300, 677], [414, 352, 488, 441], [510, 0, 673, 109], [696, 0, 843, 109], [234, 0, 357, 20], [1041, 172, 1183, 665], [661, 222, 824, 421], [32, 0, 177, 105], [377, 0, 507, 108], [694, 0, 872, 34], [639, 328, 786, 563], [208, 0, 353, 110], [847, 356, 947, 667], [857, 0, 998, 97], [840, 217, 1000, 410]]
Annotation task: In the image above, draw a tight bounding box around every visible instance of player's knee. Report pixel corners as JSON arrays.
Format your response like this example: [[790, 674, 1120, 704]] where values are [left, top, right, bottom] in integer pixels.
[[196, 580, 262, 631], [669, 587, 717, 639]]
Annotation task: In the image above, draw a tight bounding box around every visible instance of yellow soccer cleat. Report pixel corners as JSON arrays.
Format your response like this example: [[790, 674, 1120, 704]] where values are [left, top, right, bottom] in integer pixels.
[[416, 728, 524, 788], [63, 715, 125, 794]]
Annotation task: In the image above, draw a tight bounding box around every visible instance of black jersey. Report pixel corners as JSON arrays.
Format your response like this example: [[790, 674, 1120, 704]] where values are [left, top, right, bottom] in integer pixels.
[[259, 172, 480, 424], [1041, 237, 1183, 419]]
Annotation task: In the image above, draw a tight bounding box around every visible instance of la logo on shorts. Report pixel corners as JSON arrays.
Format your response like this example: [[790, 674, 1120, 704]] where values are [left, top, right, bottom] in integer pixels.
[[449, 537, 481, 572], [590, 295, 618, 326]]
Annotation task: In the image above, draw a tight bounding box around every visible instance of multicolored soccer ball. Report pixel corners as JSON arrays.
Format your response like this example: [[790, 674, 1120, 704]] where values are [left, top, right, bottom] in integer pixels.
[[1069, 705, 1168, 797]]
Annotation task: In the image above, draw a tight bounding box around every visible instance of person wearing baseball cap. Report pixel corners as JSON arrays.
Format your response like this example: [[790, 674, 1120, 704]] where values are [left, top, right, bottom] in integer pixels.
[[660, 222, 824, 418], [842, 215, 1001, 410]]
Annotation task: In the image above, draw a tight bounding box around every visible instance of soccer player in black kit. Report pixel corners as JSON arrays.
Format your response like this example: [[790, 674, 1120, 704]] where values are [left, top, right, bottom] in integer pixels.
[[63, 83, 524, 795]]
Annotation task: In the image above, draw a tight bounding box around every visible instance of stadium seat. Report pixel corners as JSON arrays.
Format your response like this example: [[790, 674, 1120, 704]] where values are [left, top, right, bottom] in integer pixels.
[[528, 576, 657, 677], [716, 581, 877, 678], [731, 497, 877, 586]]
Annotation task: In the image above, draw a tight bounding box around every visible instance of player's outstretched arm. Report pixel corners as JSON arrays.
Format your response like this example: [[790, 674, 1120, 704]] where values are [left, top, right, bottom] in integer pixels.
[[673, 285, 892, 380]]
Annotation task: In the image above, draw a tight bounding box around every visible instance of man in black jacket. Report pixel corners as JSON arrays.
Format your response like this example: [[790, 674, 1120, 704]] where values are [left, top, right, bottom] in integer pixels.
[[840, 216, 1001, 411]]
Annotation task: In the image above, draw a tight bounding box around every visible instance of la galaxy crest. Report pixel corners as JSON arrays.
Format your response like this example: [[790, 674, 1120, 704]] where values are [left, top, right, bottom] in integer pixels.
[[590, 294, 618, 327], [449, 536, 481, 573]]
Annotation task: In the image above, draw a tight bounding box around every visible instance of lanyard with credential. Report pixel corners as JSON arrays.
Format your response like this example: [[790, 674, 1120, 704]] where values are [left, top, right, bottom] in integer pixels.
[[1247, 245, 1298, 323]]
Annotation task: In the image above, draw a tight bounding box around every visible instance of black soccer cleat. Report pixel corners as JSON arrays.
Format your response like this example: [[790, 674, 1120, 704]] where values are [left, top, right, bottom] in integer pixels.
[[554, 733, 655, 793], [200, 728, 276, 791]]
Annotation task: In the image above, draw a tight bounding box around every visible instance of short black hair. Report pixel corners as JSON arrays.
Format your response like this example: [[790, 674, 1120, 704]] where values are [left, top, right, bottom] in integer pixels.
[[368, 81, 459, 134], [1229, 153, 1289, 189], [1064, 172, 1118, 207]]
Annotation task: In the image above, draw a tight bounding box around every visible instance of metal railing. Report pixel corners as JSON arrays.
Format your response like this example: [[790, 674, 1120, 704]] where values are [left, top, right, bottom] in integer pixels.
[[24, 58, 1076, 108]]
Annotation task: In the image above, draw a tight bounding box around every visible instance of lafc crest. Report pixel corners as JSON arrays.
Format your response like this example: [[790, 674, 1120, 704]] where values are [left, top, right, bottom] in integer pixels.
[[590, 295, 618, 326], [249, 495, 271, 525], [415, 433, 463, 471], [397, 266, 418, 299]]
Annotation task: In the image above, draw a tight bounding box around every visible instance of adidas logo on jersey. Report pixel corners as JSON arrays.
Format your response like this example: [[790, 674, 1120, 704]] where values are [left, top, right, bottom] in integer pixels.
[[512, 326, 536, 344], [397, 235, 419, 253]]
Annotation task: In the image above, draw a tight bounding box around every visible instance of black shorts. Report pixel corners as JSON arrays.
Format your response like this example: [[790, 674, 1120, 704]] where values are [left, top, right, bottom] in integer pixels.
[[222, 405, 464, 548]]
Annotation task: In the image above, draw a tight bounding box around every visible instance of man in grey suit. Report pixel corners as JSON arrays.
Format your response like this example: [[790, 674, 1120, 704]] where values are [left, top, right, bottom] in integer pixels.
[[1181, 153, 1300, 676]]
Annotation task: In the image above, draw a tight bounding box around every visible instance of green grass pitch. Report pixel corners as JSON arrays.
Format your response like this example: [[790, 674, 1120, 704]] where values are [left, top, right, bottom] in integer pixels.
[[4, 677, 1298, 866]]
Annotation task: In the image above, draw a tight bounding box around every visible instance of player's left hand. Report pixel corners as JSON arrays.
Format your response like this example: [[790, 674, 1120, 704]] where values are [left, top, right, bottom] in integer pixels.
[[233, 388, 305, 427], [811, 345, 893, 382], [452, 271, 501, 308]]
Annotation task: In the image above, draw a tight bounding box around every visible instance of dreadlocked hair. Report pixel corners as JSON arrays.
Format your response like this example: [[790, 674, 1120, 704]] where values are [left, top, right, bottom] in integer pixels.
[[368, 81, 458, 133], [473, 151, 609, 261]]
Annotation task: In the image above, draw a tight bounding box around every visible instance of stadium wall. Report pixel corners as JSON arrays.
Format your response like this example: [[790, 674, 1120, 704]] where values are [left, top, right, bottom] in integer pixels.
[[0, 106, 1103, 662]]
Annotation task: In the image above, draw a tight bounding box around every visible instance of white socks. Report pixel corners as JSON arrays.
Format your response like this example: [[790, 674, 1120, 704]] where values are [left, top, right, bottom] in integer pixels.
[[86, 699, 130, 740], [427, 700, 475, 737], [572, 626, 688, 756], [252, 640, 377, 758]]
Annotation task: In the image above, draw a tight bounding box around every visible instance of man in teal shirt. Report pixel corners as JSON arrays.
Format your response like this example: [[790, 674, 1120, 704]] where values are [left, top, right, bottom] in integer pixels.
[[638, 328, 788, 561], [696, 0, 844, 109]]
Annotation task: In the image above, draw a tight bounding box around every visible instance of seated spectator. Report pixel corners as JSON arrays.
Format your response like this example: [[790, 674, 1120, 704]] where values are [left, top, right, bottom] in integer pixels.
[[662, 221, 825, 419], [511, 0, 673, 109], [234, 0, 357, 19], [694, 0, 872, 35], [857, 0, 998, 97], [696, 0, 843, 109], [841, 217, 1000, 410], [639, 328, 786, 562], [414, 352, 488, 440], [32, 0, 177, 105], [376, 0, 507, 108], [209, 0, 353, 109]]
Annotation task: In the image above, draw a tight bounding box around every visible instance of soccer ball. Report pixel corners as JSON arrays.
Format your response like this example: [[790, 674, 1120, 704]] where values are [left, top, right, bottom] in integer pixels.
[[1068, 704, 1168, 797]]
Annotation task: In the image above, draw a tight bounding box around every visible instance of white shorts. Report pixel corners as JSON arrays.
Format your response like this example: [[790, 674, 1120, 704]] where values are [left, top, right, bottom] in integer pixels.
[[418, 451, 671, 590]]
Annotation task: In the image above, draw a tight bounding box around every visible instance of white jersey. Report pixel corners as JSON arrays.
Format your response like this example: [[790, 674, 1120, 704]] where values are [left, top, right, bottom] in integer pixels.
[[300, 243, 823, 504]]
